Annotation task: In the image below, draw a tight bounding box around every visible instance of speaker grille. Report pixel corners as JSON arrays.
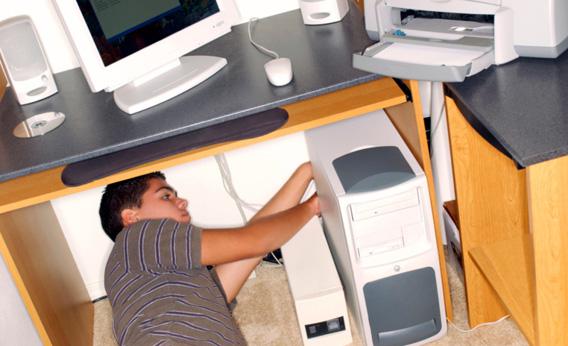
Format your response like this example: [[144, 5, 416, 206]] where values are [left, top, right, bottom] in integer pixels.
[[0, 18, 47, 81]]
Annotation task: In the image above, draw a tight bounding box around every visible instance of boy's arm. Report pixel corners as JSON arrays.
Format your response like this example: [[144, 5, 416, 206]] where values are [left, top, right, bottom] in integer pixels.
[[249, 162, 314, 221], [205, 162, 316, 302], [201, 195, 319, 264]]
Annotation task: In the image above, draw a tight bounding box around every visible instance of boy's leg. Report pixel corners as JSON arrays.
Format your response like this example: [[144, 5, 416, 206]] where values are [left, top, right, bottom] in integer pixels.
[[215, 162, 314, 302]]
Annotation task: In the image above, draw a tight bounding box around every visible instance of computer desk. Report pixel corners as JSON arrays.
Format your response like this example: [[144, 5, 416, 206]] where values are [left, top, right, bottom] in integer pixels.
[[0, 6, 451, 345]]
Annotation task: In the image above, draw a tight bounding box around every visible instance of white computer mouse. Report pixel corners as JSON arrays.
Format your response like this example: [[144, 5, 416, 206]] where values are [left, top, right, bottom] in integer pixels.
[[264, 57, 293, 86]]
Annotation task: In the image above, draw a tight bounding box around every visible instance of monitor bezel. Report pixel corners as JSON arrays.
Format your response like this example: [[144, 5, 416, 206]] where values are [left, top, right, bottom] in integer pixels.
[[53, 0, 239, 92]]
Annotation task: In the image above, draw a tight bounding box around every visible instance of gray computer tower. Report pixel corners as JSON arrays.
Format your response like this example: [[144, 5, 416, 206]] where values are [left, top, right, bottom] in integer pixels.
[[305, 109, 446, 346]]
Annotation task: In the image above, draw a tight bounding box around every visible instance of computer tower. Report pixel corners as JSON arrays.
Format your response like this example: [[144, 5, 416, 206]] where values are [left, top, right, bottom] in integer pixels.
[[305, 110, 446, 346]]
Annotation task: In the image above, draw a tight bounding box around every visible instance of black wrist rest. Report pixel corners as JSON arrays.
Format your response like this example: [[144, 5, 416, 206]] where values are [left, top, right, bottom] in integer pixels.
[[61, 108, 289, 186]]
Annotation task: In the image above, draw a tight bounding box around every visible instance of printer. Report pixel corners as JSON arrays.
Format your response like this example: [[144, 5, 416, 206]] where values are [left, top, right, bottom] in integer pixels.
[[353, 0, 568, 82]]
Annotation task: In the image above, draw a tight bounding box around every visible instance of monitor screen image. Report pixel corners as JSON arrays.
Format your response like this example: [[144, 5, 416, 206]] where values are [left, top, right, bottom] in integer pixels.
[[53, 0, 238, 114], [78, 0, 220, 66]]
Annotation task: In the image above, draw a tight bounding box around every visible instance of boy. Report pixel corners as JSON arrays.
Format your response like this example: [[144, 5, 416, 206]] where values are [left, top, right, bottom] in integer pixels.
[[99, 163, 319, 345]]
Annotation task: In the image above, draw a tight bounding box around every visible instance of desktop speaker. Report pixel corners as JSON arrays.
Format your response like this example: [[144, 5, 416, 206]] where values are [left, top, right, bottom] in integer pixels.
[[0, 15, 57, 105], [299, 0, 349, 25]]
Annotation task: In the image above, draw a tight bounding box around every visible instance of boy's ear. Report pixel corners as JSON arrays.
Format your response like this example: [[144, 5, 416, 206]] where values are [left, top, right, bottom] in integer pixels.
[[121, 208, 140, 227]]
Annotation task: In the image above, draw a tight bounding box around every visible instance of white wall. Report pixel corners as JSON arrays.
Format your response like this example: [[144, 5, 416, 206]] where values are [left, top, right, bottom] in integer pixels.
[[235, 0, 300, 22], [0, 254, 42, 346], [2, 1, 305, 300]]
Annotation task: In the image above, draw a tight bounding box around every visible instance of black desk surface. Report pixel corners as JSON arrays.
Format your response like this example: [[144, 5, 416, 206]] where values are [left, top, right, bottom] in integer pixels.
[[0, 3, 377, 183], [446, 50, 568, 168]]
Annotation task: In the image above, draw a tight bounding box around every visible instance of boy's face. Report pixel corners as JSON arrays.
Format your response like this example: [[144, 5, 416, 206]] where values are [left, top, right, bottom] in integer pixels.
[[123, 178, 191, 225]]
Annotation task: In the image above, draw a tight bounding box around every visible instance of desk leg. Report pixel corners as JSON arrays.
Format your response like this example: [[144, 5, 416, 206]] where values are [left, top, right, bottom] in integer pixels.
[[0, 202, 93, 346], [527, 156, 568, 345], [385, 87, 452, 320]]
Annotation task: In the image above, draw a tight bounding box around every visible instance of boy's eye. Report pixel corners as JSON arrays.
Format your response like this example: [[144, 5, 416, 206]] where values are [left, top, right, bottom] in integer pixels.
[[161, 194, 171, 200]]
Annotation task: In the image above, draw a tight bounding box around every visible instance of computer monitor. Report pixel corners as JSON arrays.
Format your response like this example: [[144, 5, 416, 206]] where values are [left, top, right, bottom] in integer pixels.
[[53, 0, 239, 114]]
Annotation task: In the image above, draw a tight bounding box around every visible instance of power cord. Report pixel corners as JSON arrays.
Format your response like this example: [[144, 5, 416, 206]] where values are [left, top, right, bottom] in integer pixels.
[[447, 315, 510, 333], [215, 154, 263, 217], [214, 153, 282, 266], [248, 17, 280, 59]]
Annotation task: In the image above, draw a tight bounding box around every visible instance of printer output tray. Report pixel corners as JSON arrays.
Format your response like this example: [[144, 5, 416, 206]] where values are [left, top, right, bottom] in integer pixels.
[[353, 40, 494, 82]]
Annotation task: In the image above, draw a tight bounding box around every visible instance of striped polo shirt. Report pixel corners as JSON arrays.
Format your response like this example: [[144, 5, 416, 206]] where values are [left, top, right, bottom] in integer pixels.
[[104, 219, 246, 345]]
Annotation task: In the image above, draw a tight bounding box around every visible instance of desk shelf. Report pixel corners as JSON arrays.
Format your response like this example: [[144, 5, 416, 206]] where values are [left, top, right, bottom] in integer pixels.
[[0, 78, 405, 215], [470, 234, 535, 344]]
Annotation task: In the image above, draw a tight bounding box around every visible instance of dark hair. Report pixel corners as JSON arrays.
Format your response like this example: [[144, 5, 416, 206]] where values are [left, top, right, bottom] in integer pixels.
[[99, 172, 166, 241]]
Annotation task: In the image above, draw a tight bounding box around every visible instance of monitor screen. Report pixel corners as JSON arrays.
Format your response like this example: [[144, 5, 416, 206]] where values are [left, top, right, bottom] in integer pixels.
[[53, 0, 238, 113], [77, 0, 221, 66]]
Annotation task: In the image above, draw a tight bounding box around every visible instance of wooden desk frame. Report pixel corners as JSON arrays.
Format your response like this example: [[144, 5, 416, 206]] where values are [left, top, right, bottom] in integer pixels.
[[446, 97, 568, 345], [0, 78, 452, 345], [0, 67, 6, 99]]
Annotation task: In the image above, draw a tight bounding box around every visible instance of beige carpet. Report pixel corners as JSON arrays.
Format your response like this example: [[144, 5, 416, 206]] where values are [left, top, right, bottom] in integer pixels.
[[94, 252, 528, 345]]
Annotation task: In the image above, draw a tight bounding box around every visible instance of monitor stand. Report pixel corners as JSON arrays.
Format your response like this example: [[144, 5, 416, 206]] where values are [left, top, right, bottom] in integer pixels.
[[113, 55, 227, 114]]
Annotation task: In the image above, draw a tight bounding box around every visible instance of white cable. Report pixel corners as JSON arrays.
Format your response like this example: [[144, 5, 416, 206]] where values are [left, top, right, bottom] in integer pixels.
[[263, 252, 283, 267], [220, 155, 263, 211], [215, 154, 248, 222], [447, 315, 510, 333], [215, 154, 263, 213], [248, 17, 280, 60], [429, 82, 446, 159], [430, 96, 445, 145], [214, 153, 282, 266]]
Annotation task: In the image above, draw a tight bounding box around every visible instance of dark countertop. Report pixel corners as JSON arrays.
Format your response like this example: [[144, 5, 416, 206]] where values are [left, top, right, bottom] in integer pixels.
[[446, 50, 568, 168], [0, 3, 377, 183]]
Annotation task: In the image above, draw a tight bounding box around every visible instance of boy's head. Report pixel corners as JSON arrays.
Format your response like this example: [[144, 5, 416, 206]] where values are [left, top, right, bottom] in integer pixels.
[[99, 172, 190, 241]]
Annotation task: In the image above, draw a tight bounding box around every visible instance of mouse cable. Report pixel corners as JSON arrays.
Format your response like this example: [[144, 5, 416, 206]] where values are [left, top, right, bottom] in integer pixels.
[[248, 17, 280, 59]]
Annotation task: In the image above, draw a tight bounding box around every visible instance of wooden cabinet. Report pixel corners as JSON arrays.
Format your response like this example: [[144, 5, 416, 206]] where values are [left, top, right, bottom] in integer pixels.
[[0, 202, 93, 345], [446, 97, 568, 346]]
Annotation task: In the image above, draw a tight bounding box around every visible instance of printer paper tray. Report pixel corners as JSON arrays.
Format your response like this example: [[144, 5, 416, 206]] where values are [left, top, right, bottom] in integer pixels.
[[353, 41, 494, 82]]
